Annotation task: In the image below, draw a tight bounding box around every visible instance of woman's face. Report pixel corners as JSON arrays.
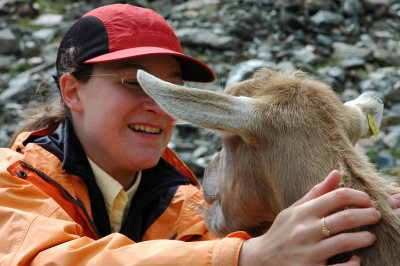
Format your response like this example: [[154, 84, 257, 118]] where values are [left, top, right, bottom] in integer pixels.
[[73, 55, 182, 179]]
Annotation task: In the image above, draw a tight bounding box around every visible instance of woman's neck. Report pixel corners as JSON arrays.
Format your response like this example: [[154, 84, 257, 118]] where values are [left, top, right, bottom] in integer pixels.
[[117, 172, 138, 191]]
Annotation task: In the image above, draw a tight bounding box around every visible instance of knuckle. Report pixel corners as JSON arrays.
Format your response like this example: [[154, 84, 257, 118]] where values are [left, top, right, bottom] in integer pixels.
[[336, 234, 353, 250], [333, 187, 370, 205], [332, 188, 351, 201], [335, 232, 376, 251], [338, 209, 355, 228]]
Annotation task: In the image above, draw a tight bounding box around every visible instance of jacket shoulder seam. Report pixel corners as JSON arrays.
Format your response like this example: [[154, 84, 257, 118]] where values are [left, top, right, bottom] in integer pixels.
[[8, 214, 39, 265]]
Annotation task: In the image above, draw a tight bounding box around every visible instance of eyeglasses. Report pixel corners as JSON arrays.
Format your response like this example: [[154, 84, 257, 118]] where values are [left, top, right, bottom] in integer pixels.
[[89, 72, 140, 89], [89, 72, 183, 89]]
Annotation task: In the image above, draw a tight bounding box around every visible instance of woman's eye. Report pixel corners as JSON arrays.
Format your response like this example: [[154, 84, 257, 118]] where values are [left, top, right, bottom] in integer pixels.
[[124, 81, 140, 87]]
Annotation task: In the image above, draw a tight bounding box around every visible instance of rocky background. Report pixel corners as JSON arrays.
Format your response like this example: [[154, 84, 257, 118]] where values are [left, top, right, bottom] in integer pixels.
[[0, 0, 400, 181]]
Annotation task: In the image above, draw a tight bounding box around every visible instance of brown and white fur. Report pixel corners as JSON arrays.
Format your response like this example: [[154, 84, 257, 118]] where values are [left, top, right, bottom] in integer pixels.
[[137, 68, 400, 265]]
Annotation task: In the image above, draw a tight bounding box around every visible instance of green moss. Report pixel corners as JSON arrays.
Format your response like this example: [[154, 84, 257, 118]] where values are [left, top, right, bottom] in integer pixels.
[[11, 16, 43, 31], [9, 62, 32, 74], [35, 0, 67, 14], [391, 148, 400, 159], [367, 149, 378, 160], [356, 69, 368, 79]]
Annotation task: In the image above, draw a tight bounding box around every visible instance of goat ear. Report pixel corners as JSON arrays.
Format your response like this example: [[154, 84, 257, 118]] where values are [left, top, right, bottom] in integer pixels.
[[137, 70, 257, 141]]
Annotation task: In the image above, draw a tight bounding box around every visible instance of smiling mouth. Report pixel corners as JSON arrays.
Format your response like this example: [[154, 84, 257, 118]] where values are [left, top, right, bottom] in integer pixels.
[[128, 124, 162, 134]]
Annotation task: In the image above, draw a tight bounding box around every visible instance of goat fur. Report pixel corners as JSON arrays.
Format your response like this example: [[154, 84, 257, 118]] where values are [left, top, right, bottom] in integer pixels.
[[137, 68, 400, 265]]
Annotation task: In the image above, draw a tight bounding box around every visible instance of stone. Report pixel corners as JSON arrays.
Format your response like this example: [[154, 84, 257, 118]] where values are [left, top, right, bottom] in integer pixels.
[[372, 152, 397, 171], [339, 57, 365, 69], [0, 28, 19, 54], [0, 55, 14, 70], [383, 126, 400, 149], [342, 0, 364, 16], [0, 73, 33, 104], [30, 14, 64, 26], [332, 42, 371, 59], [175, 28, 238, 49], [225, 59, 278, 86], [32, 28, 56, 43], [310, 11, 344, 26], [294, 45, 318, 64]]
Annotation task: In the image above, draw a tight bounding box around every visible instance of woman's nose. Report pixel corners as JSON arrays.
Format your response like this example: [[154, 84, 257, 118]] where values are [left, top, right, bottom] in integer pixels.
[[142, 95, 167, 115]]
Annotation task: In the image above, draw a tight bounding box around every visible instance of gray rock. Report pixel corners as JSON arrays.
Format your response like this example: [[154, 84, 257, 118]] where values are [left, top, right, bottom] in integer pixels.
[[226, 59, 278, 86], [332, 42, 371, 59], [385, 88, 400, 103], [0, 55, 14, 71], [339, 57, 365, 69], [391, 103, 400, 115], [341, 89, 360, 102], [304, 0, 339, 12], [294, 45, 318, 64], [172, 0, 219, 12], [0, 73, 32, 104], [316, 34, 334, 47], [30, 14, 64, 26], [21, 40, 41, 57], [383, 126, 400, 149], [256, 44, 273, 60], [342, 0, 364, 16], [175, 28, 238, 49], [310, 10, 344, 26], [362, 0, 394, 9], [32, 28, 56, 43], [372, 152, 397, 171], [192, 145, 209, 159], [389, 3, 400, 16], [0, 28, 19, 54], [274, 0, 304, 9], [27, 57, 44, 66]]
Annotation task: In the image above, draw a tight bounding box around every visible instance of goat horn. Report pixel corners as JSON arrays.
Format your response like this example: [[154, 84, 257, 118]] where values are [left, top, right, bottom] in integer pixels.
[[137, 70, 256, 136]]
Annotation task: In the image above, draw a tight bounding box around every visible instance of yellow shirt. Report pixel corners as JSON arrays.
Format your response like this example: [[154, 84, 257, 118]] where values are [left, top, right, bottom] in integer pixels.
[[88, 158, 142, 232]]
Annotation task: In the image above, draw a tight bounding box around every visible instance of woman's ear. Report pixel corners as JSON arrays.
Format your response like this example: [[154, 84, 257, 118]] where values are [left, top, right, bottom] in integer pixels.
[[60, 74, 84, 112]]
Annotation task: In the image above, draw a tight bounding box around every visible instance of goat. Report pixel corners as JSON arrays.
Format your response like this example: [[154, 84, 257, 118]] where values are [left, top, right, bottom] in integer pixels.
[[137, 68, 400, 265]]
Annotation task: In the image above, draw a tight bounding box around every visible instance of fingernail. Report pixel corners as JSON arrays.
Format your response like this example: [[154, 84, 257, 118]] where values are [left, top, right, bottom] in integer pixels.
[[371, 200, 375, 207], [377, 210, 382, 219]]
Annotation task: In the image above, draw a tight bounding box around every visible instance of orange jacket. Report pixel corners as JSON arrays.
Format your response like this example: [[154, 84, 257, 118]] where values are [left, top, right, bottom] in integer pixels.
[[0, 123, 248, 265]]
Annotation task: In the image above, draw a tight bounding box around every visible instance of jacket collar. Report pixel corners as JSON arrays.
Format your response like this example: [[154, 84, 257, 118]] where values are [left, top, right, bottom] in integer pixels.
[[15, 120, 199, 240]]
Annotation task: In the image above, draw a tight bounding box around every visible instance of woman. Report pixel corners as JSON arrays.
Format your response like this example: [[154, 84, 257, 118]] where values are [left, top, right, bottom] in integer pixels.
[[0, 4, 396, 265]]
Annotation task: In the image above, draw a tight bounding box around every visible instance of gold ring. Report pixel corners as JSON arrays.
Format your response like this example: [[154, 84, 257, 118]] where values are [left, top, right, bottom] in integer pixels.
[[322, 217, 331, 237]]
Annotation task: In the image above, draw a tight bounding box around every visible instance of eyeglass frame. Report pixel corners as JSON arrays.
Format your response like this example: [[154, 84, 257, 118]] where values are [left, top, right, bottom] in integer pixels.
[[88, 72, 184, 87], [88, 72, 139, 86]]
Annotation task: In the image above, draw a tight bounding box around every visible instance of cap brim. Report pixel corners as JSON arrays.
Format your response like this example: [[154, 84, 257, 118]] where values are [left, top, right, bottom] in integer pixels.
[[84, 47, 215, 83]]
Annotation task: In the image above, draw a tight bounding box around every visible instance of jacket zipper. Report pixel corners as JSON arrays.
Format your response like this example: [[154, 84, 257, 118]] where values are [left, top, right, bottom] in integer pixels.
[[21, 161, 101, 238]]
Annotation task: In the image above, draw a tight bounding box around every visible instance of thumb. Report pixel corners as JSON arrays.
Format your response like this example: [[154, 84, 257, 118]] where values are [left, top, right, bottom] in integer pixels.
[[293, 170, 341, 206]]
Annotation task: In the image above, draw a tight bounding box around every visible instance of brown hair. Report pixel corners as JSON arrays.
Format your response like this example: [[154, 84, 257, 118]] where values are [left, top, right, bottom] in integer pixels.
[[7, 47, 94, 147]]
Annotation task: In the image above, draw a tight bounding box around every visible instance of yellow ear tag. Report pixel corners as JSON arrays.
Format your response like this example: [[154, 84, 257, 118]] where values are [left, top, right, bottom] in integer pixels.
[[367, 114, 380, 137]]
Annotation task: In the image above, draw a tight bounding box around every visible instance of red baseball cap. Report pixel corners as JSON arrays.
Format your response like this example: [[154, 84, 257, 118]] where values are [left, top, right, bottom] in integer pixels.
[[55, 4, 215, 85]]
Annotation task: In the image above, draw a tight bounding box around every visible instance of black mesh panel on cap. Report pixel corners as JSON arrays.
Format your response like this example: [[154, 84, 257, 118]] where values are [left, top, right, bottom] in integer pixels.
[[54, 16, 109, 87]]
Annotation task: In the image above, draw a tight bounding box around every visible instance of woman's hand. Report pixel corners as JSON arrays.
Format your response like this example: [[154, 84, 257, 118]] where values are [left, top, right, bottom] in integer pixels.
[[388, 182, 400, 218], [238, 170, 381, 266]]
